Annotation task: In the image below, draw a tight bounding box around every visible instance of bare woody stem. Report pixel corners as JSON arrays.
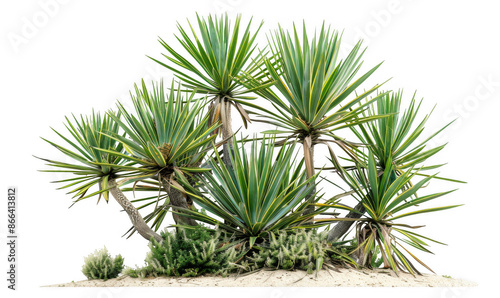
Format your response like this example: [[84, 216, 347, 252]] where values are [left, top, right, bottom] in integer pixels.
[[326, 201, 366, 243], [220, 100, 237, 228], [160, 178, 198, 227], [302, 137, 316, 219], [221, 100, 234, 171], [107, 178, 163, 243]]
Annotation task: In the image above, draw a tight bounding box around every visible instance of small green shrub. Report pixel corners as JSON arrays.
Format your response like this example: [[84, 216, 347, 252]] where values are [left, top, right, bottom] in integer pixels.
[[125, 227, 360, 278], [240, 230, 329, 274], [126, 226, 244, 278], [82, 247, 124, 280]]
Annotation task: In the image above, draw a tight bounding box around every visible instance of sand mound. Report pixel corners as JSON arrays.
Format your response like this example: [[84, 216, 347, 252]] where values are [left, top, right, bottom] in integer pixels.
[[47, 268, 476, 287]]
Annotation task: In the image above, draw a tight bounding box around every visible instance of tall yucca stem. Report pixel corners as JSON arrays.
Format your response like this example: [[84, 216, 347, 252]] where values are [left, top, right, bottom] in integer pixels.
[[108, 179, 163, 243], [221, 99, 234, 170], [160, 178, 198, 228], [220, 99, 237, 228], [302, 136, 316, 220], [327, 202, 366, 242]]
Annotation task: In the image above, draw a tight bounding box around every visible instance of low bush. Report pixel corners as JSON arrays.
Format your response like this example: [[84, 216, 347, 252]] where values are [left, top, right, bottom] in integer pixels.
[[126, 227, 360, 278], [125, 226, 244, 278], [82, 247, 124, 280], [240, 230, 327, 274]]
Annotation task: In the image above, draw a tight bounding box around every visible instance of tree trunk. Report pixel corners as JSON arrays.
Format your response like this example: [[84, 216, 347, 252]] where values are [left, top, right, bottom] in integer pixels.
[[160, 178, 198, 227], [327, 168, 394, 243], [220, 101, 238, 228], [221, 100, 234, 171], [186, 194, 197, 211], [301, 139, 316, 220], [327, 201, 366, 242], [108, 179, 163, 243]]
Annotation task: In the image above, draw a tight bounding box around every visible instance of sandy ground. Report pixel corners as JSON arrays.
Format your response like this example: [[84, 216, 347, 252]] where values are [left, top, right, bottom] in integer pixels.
[[47, 268, 476, 287]]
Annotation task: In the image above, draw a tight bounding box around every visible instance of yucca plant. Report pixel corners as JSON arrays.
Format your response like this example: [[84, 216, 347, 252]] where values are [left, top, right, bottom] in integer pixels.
[[37, 111, 162, 242], [241, 23, 387, 218], [96, 80, 219, 227], [327, 90, 462, 242], [151, 13, 266, 168], [82, 247, 124, 280], [352, 90, 455, 175], [338, 152, 460, 275], [176, 137, 331, 245], [37, 14, 464, 277]]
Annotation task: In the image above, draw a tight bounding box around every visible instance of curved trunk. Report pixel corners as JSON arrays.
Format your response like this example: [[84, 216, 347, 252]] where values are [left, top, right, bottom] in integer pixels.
[[160, 178, 198, 227], [108, 179, 163, 243], [327, 201, 366, 243]]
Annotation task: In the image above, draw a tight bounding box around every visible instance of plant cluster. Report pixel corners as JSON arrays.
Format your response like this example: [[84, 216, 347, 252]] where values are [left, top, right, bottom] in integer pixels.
[[242, 230, 328, 274], [127, 228, 354, 277], [81, 247, 124, 280], [40, 13, 463, 277], [125, 226, 244, 278]]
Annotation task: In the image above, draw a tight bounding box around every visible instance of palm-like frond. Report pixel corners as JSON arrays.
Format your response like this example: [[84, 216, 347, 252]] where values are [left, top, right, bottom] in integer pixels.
[[37, 111, 129, 203], [150, 13, 264, 132], [339, 152, 461, 275], [93, 80, 220, 229], [352, 90, 461, 182], [325, 90, 462, 243], [176, 137, 328, 239], [241, 22, 386, 139], [98, 80, 219, 179]]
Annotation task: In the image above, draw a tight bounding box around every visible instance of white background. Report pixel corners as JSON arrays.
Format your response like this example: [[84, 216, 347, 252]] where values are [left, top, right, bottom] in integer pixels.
[[1, 0, 499, 297]]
